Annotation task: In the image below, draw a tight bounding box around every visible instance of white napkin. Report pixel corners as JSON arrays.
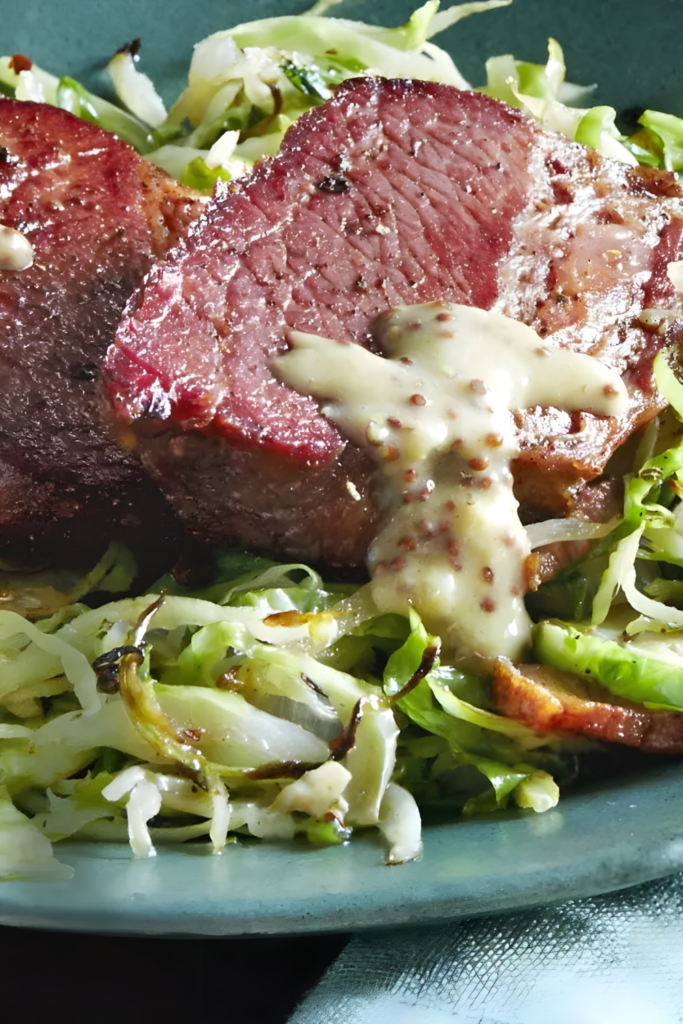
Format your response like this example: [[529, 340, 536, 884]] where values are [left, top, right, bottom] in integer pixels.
[[289, 873, 683, 1023]]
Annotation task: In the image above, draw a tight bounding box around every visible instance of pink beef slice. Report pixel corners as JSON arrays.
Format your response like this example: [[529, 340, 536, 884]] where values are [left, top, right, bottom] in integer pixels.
[[104, 78, 683, 567], [0, 98, 203, 563]]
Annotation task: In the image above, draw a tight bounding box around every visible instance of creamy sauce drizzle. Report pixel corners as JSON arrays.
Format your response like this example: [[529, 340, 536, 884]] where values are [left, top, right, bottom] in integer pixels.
[[0, 224, 33, 271], [274, 302, 628, 669], [667, 260, 683, 294]]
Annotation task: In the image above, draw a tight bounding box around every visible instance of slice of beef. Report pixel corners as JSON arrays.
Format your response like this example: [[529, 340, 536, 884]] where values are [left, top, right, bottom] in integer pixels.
[[0, 98, 204, 568], [503, 147, 683, 517], [105, 78, 683, 567], [492, 659, 683, 754]]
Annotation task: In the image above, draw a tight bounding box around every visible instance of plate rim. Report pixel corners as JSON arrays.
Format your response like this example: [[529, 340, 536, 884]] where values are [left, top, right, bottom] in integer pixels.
[[3, 759, 683, 937]]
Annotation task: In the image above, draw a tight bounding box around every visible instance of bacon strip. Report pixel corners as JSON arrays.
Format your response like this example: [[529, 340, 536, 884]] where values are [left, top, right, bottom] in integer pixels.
[[492, 659, 683, 754]]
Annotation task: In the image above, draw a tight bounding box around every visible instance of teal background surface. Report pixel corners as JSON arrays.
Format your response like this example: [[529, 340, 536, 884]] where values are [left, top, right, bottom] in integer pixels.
[[3, 0, 682, 116]]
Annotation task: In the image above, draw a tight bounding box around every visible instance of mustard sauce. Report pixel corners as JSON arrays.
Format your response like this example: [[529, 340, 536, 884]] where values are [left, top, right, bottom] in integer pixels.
[[274, 302, 627, 669]]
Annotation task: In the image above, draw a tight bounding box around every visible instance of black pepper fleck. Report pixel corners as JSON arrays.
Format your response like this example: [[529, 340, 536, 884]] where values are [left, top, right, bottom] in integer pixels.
[[318, 176, 349, 194], [73, 362, 98, 381]]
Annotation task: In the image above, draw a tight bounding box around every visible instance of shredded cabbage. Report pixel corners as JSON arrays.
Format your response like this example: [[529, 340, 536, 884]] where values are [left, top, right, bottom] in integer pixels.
[[0, 547, 582, 873]]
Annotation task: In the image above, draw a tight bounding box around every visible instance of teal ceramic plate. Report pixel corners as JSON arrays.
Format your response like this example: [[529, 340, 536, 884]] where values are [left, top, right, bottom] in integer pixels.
[[2, 0, 683, 936], [2, 762, 683, 936]]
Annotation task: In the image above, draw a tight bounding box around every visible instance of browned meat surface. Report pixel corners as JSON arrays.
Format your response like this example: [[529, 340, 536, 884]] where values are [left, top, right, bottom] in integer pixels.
[[492, 659, 683, 754], [105, 79, 683, 566], [0, 99, 204, 564], [504, 147, 683, 515]]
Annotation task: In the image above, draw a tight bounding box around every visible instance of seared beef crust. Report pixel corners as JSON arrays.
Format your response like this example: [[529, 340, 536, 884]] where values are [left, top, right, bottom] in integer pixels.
[[0, 99, 203, 562]]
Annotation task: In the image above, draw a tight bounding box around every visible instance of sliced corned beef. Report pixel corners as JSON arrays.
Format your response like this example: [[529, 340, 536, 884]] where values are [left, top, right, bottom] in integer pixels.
[[0, 98, 204, 565], [105, 78, 683, 566]]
